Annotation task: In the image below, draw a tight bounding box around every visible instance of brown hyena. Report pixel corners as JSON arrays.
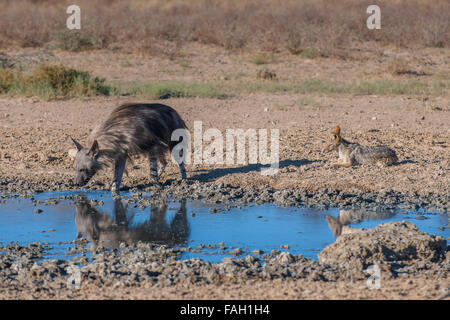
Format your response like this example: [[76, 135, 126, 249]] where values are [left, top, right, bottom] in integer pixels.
[[70, 103, 188, 194]]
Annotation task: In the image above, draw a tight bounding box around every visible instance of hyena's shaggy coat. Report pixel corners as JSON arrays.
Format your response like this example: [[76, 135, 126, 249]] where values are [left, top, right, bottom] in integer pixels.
[[71, 103, 187, 193]]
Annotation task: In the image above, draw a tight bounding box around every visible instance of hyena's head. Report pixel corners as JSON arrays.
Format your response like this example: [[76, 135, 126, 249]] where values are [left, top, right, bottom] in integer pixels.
[[323, 125, 342, 152], [70, 137, 101, 186]]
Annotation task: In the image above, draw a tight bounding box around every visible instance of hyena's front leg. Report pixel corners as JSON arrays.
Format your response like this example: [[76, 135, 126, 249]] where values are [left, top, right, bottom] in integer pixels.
[[111, 157, 126, 195], [175, 148, 187, 179]]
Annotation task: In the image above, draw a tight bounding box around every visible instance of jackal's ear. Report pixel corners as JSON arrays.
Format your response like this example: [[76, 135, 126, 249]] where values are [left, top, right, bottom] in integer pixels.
[[325, 215, 342, 237], [70, 136, 83, 151], [331, 125, 341, 136], [88, 140, 99, 158]]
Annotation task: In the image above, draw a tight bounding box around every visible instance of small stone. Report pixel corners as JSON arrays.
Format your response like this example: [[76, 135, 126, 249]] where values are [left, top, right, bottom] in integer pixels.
[[231, 248, 243, 256], [277, 252, 294, 264]]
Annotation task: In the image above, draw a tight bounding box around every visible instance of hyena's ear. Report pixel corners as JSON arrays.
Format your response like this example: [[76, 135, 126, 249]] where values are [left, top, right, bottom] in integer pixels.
[[88, 140, 99, 158], [70, 136, 84, 151]]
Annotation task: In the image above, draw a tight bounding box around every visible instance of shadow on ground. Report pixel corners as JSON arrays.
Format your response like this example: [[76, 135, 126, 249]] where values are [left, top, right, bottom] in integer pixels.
[[396, 159, 417, 165], [189, 159, 317, 182]]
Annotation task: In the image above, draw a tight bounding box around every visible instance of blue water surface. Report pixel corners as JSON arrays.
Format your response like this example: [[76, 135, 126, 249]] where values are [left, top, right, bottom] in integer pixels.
[[0, 191, 448, 262]]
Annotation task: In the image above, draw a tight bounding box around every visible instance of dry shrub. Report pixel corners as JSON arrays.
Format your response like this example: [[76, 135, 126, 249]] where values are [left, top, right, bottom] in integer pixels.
[[0, 0, 448, 57], [387, 58, 430, 76], [0, 53, 15, 69], [256, 69, 277, 80], [251, 53, 276, 65], [388, 59, 412, 75]]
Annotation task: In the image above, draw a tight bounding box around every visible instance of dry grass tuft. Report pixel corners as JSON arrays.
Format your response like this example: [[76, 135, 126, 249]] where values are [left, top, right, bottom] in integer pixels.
[[256, 69, 277, 80], [387, 59, 430, 77], [388, 59, 412, 75]]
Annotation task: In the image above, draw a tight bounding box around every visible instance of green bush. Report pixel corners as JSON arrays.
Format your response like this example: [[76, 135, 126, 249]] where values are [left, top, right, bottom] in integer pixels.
[[0, 69, 15, 93], [0, 64, 113, 100]]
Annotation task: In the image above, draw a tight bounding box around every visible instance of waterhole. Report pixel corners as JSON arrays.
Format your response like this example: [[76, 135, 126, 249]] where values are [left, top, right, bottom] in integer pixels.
[[0, 191, 448, 262]]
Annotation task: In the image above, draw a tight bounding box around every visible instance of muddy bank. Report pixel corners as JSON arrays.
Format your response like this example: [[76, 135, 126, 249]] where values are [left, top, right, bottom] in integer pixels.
[[1, 178, 448, 213], [319, 221, 448, 269], [0, 221, 447, 299]]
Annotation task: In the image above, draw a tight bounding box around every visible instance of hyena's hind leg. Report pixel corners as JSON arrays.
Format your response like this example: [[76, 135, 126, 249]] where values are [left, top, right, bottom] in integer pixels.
[[148, 152, 160, 184], [148, 147, 167, 184]]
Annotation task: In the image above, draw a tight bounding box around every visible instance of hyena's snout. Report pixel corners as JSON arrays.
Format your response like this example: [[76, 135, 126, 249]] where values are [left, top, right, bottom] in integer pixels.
[[74, 172, 91, 186], [74, 176, 85, 186]]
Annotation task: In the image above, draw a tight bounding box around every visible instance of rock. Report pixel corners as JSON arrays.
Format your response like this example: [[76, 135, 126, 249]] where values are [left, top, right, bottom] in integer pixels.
[[231, 247, 243, 256], [270, 249, 280, 256], [276, 252, 294, 265], [318, 221, 447, 269]]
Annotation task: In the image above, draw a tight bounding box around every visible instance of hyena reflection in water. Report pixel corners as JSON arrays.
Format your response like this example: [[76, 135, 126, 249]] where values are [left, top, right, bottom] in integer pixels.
[[70, 103, 188, 194], [74, 196, 189, 248], [325, 209, 395, 237]]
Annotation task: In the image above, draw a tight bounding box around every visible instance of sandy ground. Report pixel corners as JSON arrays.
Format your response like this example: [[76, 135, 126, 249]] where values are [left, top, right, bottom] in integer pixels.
[[0, 46, 448, 300], [0, 93, 448, 195], [2, 277, 448, 300]]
